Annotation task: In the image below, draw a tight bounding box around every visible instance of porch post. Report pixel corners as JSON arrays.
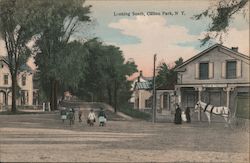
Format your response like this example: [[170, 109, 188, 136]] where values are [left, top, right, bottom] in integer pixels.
[[195, 86, 205, 121], [223, 87, 235, 108], [160, 93, 163, 109], [5, 92, 8, 106], [198, 90, 201, 121], [139, 91, 142, 109], [174, 87, 181, 106]]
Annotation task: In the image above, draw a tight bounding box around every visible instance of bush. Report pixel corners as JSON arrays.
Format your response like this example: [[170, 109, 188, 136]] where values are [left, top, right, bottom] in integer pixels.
[[119, 105, 152, 120], [0, 110, 44, 115]]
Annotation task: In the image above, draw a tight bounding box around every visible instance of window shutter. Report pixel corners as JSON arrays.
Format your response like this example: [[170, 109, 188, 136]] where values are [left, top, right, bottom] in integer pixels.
[[236, 60, 242, 78], [221, 62, 226, 78], [209, 62, 214, 79], [195, 63, 199, 79]]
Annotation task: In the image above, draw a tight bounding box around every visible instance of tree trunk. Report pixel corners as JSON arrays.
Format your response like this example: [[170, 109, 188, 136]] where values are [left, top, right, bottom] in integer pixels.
[[54, 80, 58, 110], [11, 74, 17, 112], [107, 86, 112, 106], [114, 80, 117, 113], [50, 79, 55, 111]]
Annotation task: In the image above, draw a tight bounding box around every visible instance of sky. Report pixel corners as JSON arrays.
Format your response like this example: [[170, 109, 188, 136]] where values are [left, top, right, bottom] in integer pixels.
[[0, 0, 249, 77], [84, 0, 249, 77]]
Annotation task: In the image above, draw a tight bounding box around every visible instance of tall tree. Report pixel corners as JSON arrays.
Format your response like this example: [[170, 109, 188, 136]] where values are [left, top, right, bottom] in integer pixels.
[[75, 39, 106, 101], [0, 0, 38, 112], [193, 0, 249, 45], [156, 58, 183, 89], [75, 39, 137, 112], [33, 0, 91, 110], [103, 46, 137, 111]]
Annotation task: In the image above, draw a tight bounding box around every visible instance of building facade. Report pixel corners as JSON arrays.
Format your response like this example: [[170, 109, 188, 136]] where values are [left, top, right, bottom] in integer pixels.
[[0, 57, 35, 107], [175, 44, 250, 121], [155, 89, 175, 116], [134, 80, 152, 110], [129, 71, 153, 110]]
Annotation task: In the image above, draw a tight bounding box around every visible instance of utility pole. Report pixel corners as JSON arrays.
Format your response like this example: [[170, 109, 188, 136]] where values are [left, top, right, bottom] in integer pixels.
[[152, 54, 157, 123]]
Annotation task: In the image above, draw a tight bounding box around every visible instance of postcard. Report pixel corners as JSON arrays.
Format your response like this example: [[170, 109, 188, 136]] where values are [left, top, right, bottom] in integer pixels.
[[0, 0, 249, 162]]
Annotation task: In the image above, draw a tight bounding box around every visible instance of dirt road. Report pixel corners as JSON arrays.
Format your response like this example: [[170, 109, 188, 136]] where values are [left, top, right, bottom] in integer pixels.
[[0, 113, 249, 162]]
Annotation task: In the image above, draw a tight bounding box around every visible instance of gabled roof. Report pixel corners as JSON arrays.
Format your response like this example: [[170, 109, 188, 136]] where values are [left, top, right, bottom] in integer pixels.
[[141, 76, 153, 81], [0, 56, 33, 73], [156, 83, 175, 90], [175, 44, 250, 71], [134, 81, 152, 90], [19, 64, 33, 73], [129, 75, 153, 82], [0, 56, 8, 65]]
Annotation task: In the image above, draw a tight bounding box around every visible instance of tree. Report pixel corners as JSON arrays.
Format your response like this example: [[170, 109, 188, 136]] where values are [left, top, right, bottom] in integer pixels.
[[193, 0, 249, 45], [35, 41, 88, 104], [75, 39, 137, 112], [33, 0, 91, 110], [106, 50, 137, 112], [74, 39, 106, 101], [156, 58, 183, 89], [0, 0, 38, 112]]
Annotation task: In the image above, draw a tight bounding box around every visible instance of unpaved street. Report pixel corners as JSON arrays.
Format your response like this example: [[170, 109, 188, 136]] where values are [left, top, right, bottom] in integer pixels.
[[0, 113, 249, 162]]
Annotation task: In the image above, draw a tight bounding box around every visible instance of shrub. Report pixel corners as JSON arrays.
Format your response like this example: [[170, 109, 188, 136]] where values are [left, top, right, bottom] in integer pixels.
[[119, 105, 152, 120]]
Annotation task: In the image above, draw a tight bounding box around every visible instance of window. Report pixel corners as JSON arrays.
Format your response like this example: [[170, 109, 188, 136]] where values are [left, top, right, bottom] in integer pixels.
[[145, 97, 152, 108], [226, 61, 236, 79], [22, 75, 26, 86], [4, 74, 8, 85], [0, 61, 3, 68], [177, 74, 182, 84], [199, 63, 209, 79]]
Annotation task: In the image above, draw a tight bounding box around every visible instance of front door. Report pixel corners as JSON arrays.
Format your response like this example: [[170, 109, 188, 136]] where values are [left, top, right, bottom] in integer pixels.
[[186, 93, 196, 108], [184, 91, 198, 121], [209, 92, 221, 106]]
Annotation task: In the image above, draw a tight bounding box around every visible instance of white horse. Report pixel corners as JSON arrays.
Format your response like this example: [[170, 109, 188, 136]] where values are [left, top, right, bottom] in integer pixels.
[[194, 100, 231, 126]]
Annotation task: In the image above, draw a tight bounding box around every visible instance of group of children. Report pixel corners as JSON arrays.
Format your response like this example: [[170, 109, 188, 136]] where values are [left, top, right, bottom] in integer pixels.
[[86, 108, 107, 126], [60, 107, 107, 126]]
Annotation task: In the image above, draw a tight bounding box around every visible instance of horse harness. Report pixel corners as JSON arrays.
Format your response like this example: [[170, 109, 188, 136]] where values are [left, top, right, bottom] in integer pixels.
[[203, 103, 228, 116], [203, 103, 215, 114]]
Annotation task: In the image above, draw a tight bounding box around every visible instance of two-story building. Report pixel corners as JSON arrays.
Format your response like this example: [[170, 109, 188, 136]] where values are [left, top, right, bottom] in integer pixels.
[[175, 44, 250, 121], [0, 56, 35, 107]]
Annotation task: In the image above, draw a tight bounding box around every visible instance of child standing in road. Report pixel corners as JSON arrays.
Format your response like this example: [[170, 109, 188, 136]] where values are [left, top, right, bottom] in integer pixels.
[[78, 109, 83, 122], [87, 109, 96, 126]]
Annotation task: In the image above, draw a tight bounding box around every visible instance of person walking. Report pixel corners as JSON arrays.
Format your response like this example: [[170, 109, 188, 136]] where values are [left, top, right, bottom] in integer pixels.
[[174, 104, 182, 124], [78, 109, 83, 122], [87, 109, 96, 126], [98, 107, 107, 126], [68, 109, 74, 126], [72, 108, 75, 123], [60, 107, 67, 123], [185, 107, 191, 123]]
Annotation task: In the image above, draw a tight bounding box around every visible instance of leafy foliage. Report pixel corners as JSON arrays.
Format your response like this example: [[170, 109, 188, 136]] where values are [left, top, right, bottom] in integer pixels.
[[0, 0, 41, 112], [119, 104, 152, 120], [32, 0, 91, 109], [75, 39, 138, 111], [193, 0, 249, 45], [156, 58, 183, 89]]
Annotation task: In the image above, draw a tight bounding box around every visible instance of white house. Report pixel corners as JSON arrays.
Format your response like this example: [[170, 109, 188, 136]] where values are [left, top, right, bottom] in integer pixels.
[[129, 71, 153, 110], [0, 56, 35, 107], [175, 44, 250, 121]]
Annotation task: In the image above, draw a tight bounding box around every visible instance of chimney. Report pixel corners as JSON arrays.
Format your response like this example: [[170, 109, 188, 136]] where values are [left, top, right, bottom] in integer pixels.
[[138, 70, 143, 82], [139, 70, 143, 77], [231, 47, 238, 52]]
